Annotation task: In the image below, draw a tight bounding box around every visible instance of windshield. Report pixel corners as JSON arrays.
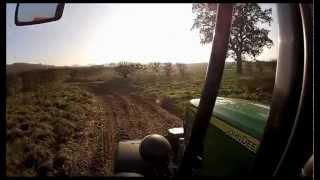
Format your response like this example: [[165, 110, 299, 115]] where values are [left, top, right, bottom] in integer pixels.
[[6, 3, 279, 176]]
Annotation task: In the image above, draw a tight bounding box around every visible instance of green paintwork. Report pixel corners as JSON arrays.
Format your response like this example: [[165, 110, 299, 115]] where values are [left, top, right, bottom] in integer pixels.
[[185, 97, 270, 176], [190, 97, 269, 139]]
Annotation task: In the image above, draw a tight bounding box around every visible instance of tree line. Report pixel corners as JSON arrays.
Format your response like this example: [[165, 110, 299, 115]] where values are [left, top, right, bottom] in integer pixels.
[[114, 62, 188, 79]]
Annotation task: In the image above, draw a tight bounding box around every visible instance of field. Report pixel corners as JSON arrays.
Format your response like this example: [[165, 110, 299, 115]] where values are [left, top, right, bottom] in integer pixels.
[[6, 60, 276, 176]]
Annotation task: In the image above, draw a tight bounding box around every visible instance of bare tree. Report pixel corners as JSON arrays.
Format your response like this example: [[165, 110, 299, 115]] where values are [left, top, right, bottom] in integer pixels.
[[163, 63, 173, 77], [149, 62, 161, 75], [176, 63, 187, 77], [114, 62, 145, 79]]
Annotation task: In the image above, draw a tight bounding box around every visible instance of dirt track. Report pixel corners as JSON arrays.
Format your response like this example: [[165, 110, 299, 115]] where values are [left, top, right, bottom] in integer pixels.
[[76, 80, 182, 175]]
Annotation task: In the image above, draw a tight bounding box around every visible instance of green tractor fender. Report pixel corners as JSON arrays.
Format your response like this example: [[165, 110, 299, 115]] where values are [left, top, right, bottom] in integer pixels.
[[184, 97, 270, 176]]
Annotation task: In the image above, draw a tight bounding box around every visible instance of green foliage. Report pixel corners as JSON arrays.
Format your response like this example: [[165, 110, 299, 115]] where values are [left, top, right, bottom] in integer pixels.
[[191, 3, 273, 73]]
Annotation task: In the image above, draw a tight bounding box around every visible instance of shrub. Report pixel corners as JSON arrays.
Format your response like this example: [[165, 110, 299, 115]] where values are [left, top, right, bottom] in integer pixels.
[[114, 62, 144, 79], [149, 62, 160, 74]]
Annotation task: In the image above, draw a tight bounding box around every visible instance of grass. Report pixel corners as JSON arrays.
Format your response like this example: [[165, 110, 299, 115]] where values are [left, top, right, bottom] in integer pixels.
[[131, 62, 276, 118], [6, 60, 276, 176], [6, 81, 107, 176], [132, 76, 202, 117]]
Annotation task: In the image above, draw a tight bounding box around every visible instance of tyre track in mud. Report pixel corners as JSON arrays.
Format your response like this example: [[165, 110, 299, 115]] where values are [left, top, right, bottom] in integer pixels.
[[110, 92, 182, 140], [76, 81, 182, 175]]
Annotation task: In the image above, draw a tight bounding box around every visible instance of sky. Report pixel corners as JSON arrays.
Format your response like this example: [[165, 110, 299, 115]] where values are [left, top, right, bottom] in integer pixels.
[[6, 3, 279, 66]]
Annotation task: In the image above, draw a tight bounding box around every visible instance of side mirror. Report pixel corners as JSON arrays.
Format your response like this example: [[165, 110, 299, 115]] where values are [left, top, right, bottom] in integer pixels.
[[15, 3, 64, 26]]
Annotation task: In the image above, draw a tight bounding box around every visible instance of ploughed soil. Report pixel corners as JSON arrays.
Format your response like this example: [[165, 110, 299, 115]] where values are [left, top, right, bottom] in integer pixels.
[[75, 80, 183, 175]]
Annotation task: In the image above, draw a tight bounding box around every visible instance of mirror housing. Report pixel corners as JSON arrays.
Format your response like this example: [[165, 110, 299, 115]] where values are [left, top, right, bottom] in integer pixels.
[[15, 3, 64, 26]]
